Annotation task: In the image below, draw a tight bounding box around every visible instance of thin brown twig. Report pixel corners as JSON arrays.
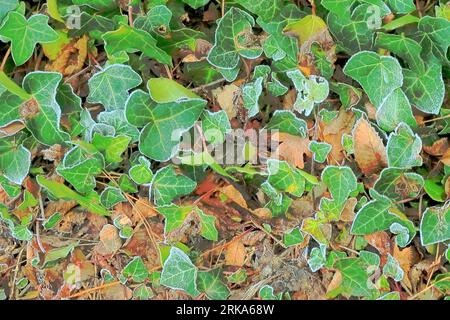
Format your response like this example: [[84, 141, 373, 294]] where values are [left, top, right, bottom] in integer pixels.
[[0, 47, 11, 71]]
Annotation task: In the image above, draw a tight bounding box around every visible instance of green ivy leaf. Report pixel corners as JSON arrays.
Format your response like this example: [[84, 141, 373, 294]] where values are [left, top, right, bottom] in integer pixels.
[[92, 134, 131, 164], [376, 88, 417, 132], [383, 254, 404, 282], [207, 7, 263, 70], [283, 227, 304, 247], [122, 256, 149, 283], [327, 4, 377, 54], [100, 187, 126, 209], [309, 141, 332, 163], [375, 32, 425, 73], [36, 175, 110, 216], [158, 205, 192, 234], [420, 203, 450, 246], [343, 51, 403, 108], [129, 156, 153, 185], [22, 72, 71, 146], [196, 207, 218, 241], [386, 123, 422, 169], [307, 244, 327, 272], [386, 0, 415, 14], [414, 16, 450, 66], [197, 270, 230, 300], [265, 110, 307, 137], [201, 110, 231, 145], [87, 64, 142, 111], [0, 132, 30, 184], [181, 0, 209, 9], [267, 159, 305, 197], [287, 70, 329, 116], [402, 60, 444, 115], [373, 168, 424, 201], [242, 77, 263, 118], [0, 0, 18, 22], [321, 166, 357, 204], [151, 165, 196, 205], [160, 246, 200, 297], [138, 98, 206, 161], [0, 12, 58, 66], [103, 25, 172, 66]]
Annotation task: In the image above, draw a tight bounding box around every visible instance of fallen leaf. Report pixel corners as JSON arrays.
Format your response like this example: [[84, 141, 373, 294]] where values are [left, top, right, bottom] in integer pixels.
[[271, 132, 311, 168], [212, 84, 241, 119], [319, 109, 355, 164], [225, 238, 246, 266], [353, 118, 388, 175], [423, 138, 448, 156], [98, 224, 122, 255], [221, 184, 248, 209]]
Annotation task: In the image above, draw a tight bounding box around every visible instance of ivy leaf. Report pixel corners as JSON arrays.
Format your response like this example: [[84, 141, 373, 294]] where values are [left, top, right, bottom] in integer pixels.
[[327, 5, 377, 54], [97, 110, 139, 142], [0, 0, 18, 22], [0, 12, 58, 66], [321, 166, 357, 204], [207, 7, 263, 70], [129, 156, 153, 185], [197, 271, 230, 300], [0, 132, 30, 185], [375, 32, 425, 73], [122, 256, 149, 283], [158, 205, 192, 234], [376, 88, 417, 132], [22, 72, 71, 146], [373, 168, 424, 202], [420, 202, 450, 246], [242, 77, 263, 118], [415, 16, 450, 66], [286, 70, 329, 116], [309, 141, 332, 163], [160, 246, 200, 297], [383, 254, 404, 282], [321, 0, 355, 17], [103, 25, 172, 66], [196, 207, 219, 241], [151, 165, 197, 205], [68, 12, 116, 38], [402, 60, 445, 115], [343, 51, 403, 108], [307, 244, 327, 272], [36, 175, 110, 216], [57, 151, 104, 194], [201, 110, 231, 145], [386, 0, 415, 14], [181, 0, 209, 9], [386, 123, 422, 169], [147, 78, 199, 104], [236, 0, 282, 21], [390, 222, 410, 247], [351, 191, 414, 238], [138, 99, 206, 161], [267, 159, 305, 197], [134, 5, 172, 36], [265, 110, 307, 137], [92, 134, 131, 164], [331, 255, 377, 298], [283, 227, 304, 247], [100, 187, 126, 209], [87, 64, 142, 111]]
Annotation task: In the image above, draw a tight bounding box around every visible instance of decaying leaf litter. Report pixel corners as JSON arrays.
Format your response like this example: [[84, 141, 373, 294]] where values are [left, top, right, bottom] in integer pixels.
[[0, 0, 449, 300]]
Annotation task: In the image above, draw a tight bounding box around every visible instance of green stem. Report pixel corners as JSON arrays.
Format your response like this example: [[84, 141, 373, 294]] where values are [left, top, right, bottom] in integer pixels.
[[0, 71, 31, 100]]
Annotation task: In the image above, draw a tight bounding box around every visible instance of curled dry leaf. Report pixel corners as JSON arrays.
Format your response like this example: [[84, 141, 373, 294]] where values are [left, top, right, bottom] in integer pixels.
[[353, 118, 388, 175]]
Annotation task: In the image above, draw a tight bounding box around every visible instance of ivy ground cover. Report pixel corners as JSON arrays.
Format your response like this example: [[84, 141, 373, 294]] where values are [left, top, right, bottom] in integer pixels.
[[0, 0, 449, 300]]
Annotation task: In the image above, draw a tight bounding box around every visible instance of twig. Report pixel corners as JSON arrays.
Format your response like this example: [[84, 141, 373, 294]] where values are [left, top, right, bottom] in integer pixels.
[[0, 47, 11, 71], [191, 78, 225, 93], [128, 5, 134, 27], [9, 246, 26, 300], [423, 113, 450, 123]]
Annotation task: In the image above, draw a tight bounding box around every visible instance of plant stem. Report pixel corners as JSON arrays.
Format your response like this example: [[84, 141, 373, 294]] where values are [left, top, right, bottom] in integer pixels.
[[0, 71, 32, 100]]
